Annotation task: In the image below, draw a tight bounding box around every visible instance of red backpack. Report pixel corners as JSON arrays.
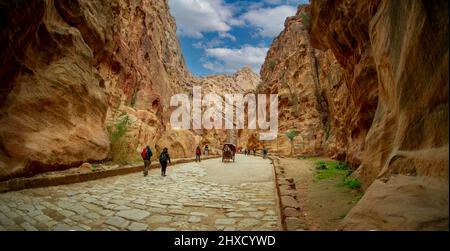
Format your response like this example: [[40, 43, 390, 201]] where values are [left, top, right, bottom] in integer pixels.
[[141, 147, 148, 159]]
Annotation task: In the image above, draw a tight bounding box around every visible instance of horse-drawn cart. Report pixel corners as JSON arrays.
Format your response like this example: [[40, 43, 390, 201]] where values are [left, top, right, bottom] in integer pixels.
[[222, 143, 236, 162]]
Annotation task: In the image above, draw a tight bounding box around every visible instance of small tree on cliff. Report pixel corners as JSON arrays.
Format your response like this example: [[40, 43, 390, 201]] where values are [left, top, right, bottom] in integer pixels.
[[107, 115, 132, 164], [284, 130, 300, 156]]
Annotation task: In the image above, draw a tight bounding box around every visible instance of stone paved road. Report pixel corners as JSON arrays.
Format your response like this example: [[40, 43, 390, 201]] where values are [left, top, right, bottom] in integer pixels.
[[0, 155, 281, 231]]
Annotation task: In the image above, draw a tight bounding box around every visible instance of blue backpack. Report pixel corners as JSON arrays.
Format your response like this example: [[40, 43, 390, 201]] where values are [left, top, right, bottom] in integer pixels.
[[141, 147, 153, 160]]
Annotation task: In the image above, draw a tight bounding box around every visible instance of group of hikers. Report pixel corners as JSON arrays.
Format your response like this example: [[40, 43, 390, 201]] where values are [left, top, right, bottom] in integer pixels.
[[141, 145, 171, 177], [195, 145, 209, 162], [243, 147, 269, 159], [141, 144, 269, 177], [243, 148, 257, 156], [141, 145, 209, 177]]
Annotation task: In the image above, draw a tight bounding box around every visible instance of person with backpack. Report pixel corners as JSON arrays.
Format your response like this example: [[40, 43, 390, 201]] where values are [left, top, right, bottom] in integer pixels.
[[141, 145, 153, 177], [195, 146, 201, 162], [159, 147, 171, 177]]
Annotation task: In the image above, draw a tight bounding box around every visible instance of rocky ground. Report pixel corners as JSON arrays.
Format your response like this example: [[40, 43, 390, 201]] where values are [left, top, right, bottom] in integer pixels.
[[0, 156, 281, 231]]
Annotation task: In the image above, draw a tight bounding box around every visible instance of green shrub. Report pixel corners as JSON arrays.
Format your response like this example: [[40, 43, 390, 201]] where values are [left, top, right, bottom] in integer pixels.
[[315, 167, 348, 181], [314, 160, 355, 183], [267, 59, 277, 71], [344, 177, 362, 189], [108, 115, 129, 140], [315, 161, 328, 170], [107, 115, 133, 164], [285, 130, 300, 156], [335, 161, 349, 170], [314, 160, 349, 170], [300, 13, 310, 29]]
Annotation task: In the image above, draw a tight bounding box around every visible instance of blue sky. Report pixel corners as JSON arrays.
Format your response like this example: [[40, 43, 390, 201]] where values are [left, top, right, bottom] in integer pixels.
[[168, 0, 309, 76]]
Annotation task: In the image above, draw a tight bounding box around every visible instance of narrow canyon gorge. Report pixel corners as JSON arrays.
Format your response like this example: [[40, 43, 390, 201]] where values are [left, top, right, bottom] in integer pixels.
[[0, 0, 448, 230]]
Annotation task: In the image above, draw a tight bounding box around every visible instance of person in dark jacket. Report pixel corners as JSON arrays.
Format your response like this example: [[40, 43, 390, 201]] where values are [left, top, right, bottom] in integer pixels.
[[262, 147, 268, 159], [142, 145, 153, 177], [195, 146, 201, 162], [159, 147, 171, 177]]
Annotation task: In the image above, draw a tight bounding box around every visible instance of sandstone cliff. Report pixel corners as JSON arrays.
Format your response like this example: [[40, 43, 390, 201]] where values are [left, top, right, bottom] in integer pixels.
[[258, 0, 448, 230], [0, 0, 193, 179], [258, 5, 359, 161], [309, 0, 380, 167], [97, 0, 195, 159], [259, 5, 330, 157], [0, 0, 111, 179], [308, 0, 448, 230]]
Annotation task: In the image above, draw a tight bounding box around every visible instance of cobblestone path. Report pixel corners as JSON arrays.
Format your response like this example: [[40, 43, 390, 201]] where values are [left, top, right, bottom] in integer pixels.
[[0, 155, 281, 231]]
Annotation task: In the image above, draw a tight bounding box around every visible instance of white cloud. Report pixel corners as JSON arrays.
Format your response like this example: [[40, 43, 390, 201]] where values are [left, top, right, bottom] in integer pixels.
[[169, 0, 301, 39], [169, 0, 306, 74], [264, 0, 283, 5], [169, 0, 238, 38], [193, 38, 224, 49], [265, 0, 309, 5], [202, 45, 269, 73], [219, 32, 237, 42], [239, 5, 297, 37], [202, 61, 227, 73]]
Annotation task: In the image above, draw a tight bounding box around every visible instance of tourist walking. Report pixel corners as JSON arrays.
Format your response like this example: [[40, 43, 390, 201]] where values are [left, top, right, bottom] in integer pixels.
[[263, 147, 268, 159], [141, 145, 153, 177], [204, 145, 209, 157], [159, 147, 171, 177], [195, 146, 202, 162], [253, 148, 256, 156]]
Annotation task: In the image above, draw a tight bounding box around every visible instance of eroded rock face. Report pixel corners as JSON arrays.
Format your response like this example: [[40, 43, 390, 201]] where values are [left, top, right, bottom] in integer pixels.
[[259, 5, 328, 156], [0, 0, 110, 179], [309, 0, 449, 230], [0, 0, 193, 178], [309, 0, 380, 166], [361, 0, 449, 188], [260, 0, 448, 230], [259, 5, 357, 158], [97, 0, 194, 159]]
